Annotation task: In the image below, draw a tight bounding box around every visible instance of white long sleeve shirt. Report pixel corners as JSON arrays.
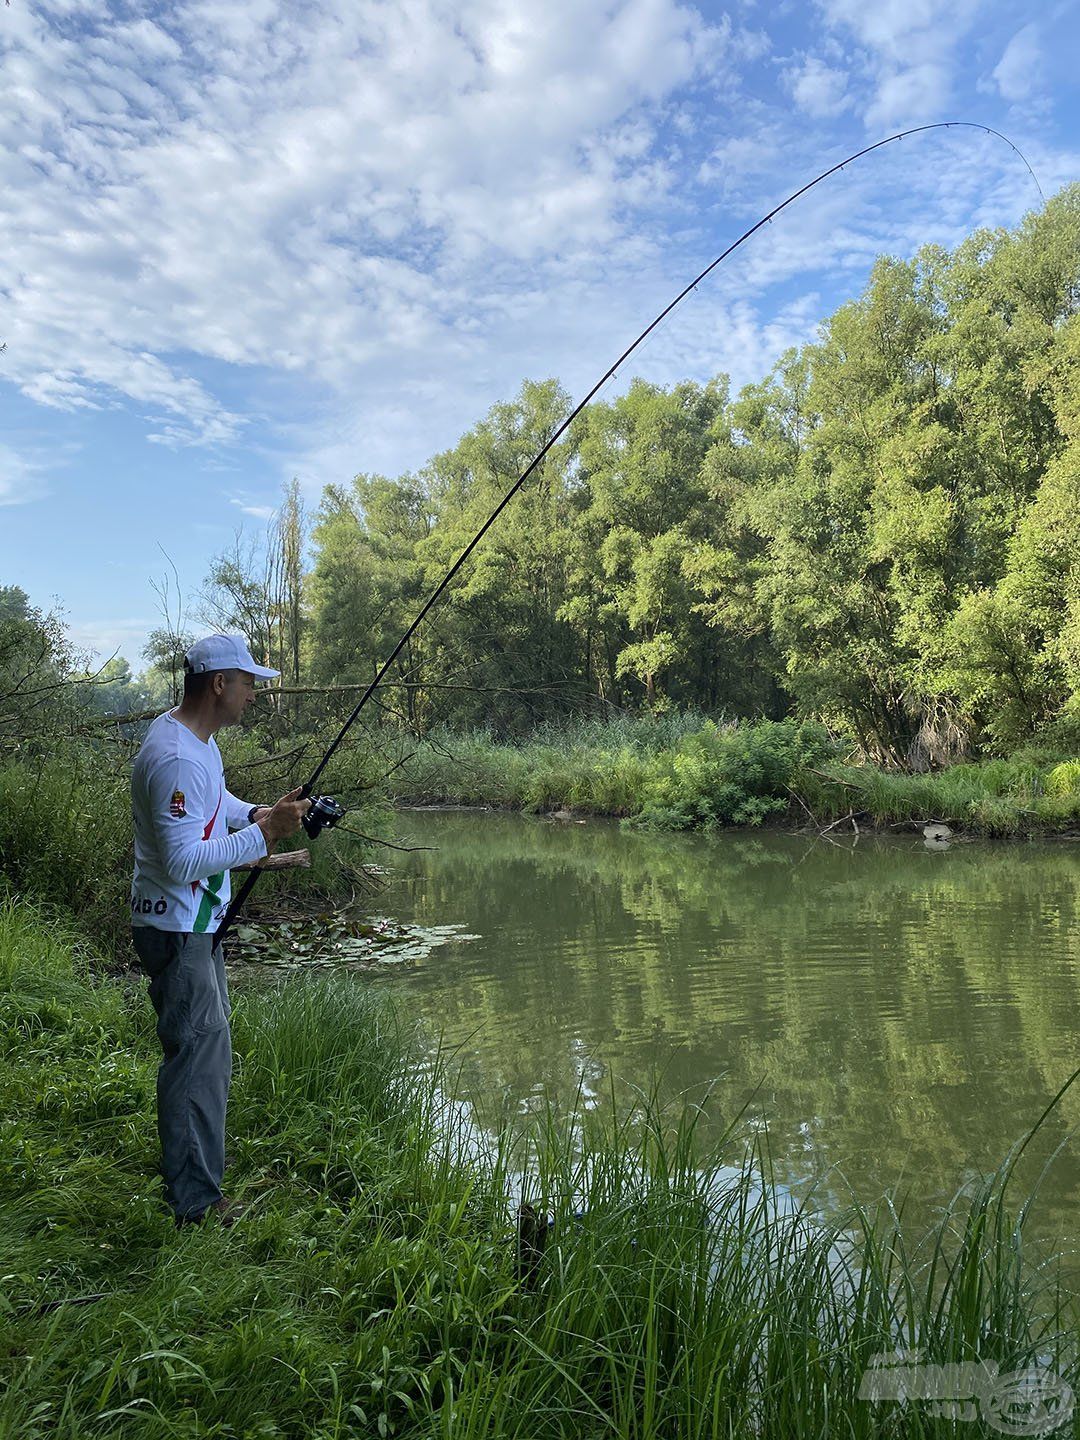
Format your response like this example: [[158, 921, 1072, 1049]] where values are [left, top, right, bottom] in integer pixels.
[[130, 710, 267, 933]]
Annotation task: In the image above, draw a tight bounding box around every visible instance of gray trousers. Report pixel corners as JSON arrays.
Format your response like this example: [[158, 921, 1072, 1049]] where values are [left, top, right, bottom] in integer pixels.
[[131, 928, 232, 1222]]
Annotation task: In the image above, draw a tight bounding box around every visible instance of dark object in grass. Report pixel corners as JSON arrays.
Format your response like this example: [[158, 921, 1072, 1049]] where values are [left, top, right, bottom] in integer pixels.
[[175, 1196, 247, 1230], [516, 1202, 551, 1285], [16, 1292, 109, 1318]]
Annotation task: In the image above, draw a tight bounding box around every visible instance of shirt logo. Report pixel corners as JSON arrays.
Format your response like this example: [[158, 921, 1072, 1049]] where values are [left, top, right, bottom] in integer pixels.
[[169, 790, 187, 818]]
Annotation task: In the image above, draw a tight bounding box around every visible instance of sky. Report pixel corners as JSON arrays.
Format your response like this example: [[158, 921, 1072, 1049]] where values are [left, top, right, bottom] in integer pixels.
[[1, 0, 1078, 668]]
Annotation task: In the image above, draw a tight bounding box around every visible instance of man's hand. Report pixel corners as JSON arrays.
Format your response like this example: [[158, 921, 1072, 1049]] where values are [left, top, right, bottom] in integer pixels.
[[255, 786, 312, 845]]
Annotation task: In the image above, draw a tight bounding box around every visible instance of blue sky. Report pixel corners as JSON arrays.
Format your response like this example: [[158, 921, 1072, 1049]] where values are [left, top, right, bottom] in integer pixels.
[[1, 0, 1078, 667]]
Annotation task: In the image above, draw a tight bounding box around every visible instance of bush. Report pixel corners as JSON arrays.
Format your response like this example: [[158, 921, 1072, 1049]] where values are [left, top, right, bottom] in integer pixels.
[[635, 719, 835, 830]]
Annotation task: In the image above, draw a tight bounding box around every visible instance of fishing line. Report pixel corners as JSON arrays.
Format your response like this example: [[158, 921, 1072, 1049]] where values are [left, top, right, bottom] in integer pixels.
[[214, 120, 1041, 950]]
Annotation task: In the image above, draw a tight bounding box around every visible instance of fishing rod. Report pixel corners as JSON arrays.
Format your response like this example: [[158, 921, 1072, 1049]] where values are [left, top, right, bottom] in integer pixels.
[[212, 120, 1040, 951]]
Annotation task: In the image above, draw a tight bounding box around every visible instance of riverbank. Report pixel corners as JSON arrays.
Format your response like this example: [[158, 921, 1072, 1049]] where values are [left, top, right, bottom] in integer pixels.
[[2, 896, 1078, 1438], [389, 717, 1080, 838], [1, 718, 1076, 974]]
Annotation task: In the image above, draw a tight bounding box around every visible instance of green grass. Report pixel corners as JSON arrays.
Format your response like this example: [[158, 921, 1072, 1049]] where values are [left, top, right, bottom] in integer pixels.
[[392, 716, 829, 821], [2, 897, 1078, 1438], [802, 756, 1080, 837], [0, 752, 133, 952], [390, 714, 706, 815]]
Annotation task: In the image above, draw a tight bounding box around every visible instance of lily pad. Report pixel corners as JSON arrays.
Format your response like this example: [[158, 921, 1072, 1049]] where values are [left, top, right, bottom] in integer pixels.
[[227, 907, 478, 972]]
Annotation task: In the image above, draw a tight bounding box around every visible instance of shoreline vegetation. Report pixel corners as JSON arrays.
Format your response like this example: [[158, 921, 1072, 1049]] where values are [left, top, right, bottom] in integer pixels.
[[386, 716, 1080, 839], [3, 897, 1079, 1439], [0, 713, 1077, 958]]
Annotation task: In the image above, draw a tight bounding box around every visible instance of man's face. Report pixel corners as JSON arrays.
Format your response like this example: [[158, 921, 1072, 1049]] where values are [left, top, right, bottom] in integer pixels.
[[218, 670, 258, 723]]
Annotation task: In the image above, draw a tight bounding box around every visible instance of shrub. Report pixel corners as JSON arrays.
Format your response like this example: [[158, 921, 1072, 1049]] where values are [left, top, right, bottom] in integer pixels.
[[635, 719, 835, 830]]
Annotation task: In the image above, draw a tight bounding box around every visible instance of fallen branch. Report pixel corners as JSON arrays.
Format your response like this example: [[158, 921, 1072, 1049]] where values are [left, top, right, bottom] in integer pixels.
[[75, 706, 165, 729], [233, 849, 311, 872], [333, 822, 435, 853], [786, 785, 819, 828], [806, 767, 862, 790], [820, 810, 856, 834]]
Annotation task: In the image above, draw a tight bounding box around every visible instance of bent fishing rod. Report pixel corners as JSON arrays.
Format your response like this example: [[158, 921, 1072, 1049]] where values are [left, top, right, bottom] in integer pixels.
[[212, 120, 1040, 951]]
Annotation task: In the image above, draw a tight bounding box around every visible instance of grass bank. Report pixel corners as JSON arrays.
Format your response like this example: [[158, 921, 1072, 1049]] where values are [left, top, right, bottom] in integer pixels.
[[390, 716, 1080, 837], [2, 897, 1078, 1438]]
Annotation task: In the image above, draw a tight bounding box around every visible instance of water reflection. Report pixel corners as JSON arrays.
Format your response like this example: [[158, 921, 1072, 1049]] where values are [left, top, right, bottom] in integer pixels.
[[368, 812, 1080, 1239]]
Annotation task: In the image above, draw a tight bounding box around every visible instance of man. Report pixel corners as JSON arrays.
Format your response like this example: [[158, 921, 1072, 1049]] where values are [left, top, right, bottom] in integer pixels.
[[130, 633, 310, 1229]]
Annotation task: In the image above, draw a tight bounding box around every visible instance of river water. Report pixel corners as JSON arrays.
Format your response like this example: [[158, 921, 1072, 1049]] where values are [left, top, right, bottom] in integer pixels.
[[369, 809, 1080, 1241]]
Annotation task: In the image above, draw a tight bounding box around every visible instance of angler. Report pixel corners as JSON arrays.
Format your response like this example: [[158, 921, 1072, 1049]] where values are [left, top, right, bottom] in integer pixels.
[[129, 634, 312, 1229]]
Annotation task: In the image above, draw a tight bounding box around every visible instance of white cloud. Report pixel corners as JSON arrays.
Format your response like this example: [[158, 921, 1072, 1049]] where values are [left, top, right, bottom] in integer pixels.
[[783, 55, 852, 118], [816, 0, 978, 58], [0, 441, 48, 506], [992, 23, 1041, 103], [1, 0, 747, 455], [864, 61, 951, 129], [697, 125, 784, 189], [814, 0, 980, 130], [230, 497, 276, 520]]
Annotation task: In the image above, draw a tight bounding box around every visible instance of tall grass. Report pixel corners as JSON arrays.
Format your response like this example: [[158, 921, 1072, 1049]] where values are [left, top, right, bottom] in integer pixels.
[[2, 897, 1077, 1438], [393, 716, 830, 822], [0, 753, 132, 952], [803, 757, 1080, 836], [394, 714, 708, 814]]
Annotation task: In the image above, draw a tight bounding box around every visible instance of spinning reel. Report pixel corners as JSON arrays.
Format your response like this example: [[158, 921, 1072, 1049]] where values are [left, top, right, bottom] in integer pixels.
[[302, 793, 346, 840]]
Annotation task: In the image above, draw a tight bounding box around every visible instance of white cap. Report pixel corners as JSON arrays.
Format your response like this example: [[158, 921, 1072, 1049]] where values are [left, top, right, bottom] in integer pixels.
[[184, 634, 280, 680]]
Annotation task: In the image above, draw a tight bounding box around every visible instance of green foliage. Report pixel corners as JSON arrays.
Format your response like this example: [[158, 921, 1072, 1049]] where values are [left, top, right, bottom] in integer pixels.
[[393, 716, 840, 830], [635, 718, 834, 829], [803, 754, 1080, 835], [1047, 760, 1080, 796], [281, 187, 1080, 755], [393, 714, 715, 815], [0, 586, 86, 751], [392, 718, 1080, 836], [0, 752, 132, 953]]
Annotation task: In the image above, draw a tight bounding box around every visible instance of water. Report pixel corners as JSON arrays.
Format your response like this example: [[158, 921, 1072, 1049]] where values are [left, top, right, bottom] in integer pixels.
[[367, 810, 1080, 1241]]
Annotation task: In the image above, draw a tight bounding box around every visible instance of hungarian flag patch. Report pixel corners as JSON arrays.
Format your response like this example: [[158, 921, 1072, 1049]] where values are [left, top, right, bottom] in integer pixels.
[[169, 790, 187, 818]]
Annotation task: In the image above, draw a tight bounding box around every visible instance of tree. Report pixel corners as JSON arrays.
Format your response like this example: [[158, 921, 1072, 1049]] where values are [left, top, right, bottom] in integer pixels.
[[573, 378, 725, 707], [0, 586, 83, 750]]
